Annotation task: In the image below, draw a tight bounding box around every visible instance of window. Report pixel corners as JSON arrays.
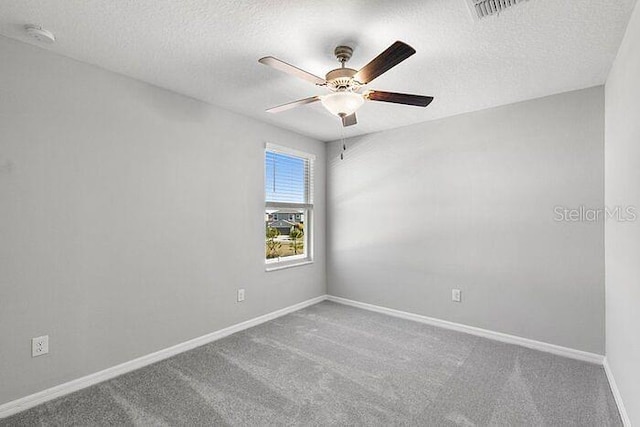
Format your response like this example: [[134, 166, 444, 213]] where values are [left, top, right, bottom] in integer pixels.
[[265, 144, 314, 268]]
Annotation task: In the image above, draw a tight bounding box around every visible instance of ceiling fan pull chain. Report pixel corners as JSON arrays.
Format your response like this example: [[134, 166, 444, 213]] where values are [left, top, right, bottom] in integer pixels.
[[340, 126, 346, 160]]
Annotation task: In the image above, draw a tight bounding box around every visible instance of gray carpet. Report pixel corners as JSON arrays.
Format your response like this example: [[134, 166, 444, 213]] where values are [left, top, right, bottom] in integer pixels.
[[1, 301, 621, 426]]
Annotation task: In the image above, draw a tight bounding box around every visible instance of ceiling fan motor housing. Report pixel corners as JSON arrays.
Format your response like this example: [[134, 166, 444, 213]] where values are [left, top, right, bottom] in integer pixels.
[[325, 46, 362, 92], [325, 68, 360, 92]]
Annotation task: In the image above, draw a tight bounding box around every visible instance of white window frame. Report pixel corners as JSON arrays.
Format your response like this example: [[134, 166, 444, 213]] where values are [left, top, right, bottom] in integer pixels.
[[264, 143, 315, 271]]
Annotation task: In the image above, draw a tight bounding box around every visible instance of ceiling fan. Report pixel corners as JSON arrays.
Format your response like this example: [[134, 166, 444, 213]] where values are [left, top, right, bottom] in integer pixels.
[[258, 41, 434, 127]]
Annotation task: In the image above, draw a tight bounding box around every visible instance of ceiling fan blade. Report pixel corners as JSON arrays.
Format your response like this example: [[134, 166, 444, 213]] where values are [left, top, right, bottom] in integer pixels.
[[259, 56, 326, 85], [341, 112, 357, 127], [353, 41, 416, 84], [265, 96, 321, 113], [365, 90, 433, 107]]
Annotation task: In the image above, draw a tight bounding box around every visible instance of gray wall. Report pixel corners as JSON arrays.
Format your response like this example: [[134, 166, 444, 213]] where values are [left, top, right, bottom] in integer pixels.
[[605, 1, 640, 423], [327, 87, 605, 354], [0, 36, 326, 405]]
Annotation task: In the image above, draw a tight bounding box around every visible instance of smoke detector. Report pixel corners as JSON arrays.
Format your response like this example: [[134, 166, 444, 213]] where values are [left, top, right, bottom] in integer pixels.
[[466, 0, 529, 20], [25, 25, 55, 43]]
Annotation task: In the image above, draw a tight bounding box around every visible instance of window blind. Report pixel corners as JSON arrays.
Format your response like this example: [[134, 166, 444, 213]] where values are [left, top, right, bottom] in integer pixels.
[[265, 145, 314, 206]]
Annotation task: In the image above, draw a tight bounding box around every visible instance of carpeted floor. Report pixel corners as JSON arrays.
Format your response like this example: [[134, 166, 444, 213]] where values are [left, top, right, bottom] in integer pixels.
[[1, 301, 621, 426]]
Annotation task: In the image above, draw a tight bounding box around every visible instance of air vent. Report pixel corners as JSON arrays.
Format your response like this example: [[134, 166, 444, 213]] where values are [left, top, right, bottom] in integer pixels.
[[466, 0, 528, 20]]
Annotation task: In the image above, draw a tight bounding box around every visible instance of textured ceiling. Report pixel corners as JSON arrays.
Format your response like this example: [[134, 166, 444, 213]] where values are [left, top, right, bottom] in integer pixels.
[[0, 0, 636, 141]]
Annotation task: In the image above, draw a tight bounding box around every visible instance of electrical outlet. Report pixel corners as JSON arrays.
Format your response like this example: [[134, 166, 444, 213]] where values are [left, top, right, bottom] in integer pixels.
[[452, 289, 462, 303], [237, 288, 245, 302], [32, 335, 49, 357]]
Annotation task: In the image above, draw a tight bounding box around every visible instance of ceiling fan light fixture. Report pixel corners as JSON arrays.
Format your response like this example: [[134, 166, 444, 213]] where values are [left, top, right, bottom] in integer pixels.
[[320, 92, 364, 117]]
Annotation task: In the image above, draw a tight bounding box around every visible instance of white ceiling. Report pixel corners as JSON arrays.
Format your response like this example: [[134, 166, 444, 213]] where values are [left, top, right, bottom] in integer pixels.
[[0, 0, 636, 141]]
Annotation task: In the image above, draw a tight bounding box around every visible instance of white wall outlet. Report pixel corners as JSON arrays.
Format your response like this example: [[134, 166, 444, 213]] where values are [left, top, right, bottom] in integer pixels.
[[237, 288, 245, 302], [452, 289, 462, 303], [32, 335, 49, 357]]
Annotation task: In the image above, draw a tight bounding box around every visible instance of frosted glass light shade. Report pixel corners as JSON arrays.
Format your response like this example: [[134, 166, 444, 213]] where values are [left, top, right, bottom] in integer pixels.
[[321, 92, 364, 117]]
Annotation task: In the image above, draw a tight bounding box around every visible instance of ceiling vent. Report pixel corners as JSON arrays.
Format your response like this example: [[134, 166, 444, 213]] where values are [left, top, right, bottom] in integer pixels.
[[466, 0, 529, 20]]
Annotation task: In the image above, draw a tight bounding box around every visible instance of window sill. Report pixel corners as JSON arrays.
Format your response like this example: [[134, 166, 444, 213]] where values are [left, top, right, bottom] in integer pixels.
[[265, 259, 313, 272]]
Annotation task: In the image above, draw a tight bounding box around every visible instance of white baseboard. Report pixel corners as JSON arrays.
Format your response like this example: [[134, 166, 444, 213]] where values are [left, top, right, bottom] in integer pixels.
[[326, 295, 604, 365], [2, 294, 616, 421], [603, 358, 631, 426], [0, 295, 328, 419]]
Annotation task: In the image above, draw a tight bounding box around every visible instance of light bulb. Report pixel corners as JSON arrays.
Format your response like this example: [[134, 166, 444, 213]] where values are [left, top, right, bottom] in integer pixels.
[[320, 92, 364, 117]]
